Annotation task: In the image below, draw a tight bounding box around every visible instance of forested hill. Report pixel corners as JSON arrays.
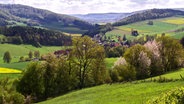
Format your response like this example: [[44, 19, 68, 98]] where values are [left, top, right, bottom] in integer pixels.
[[0, 26, 72, 46], [113, 9, 184, 26], [0, 4, 94, 34]]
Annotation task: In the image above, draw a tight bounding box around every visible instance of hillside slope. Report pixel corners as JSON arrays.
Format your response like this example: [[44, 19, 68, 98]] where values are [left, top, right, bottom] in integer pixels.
[[38, 69, 184, 104], [0, 4, 94, 34], [105, 16, 184, 41], [84, 9, 184, 38], [113, 9, 184, 26]]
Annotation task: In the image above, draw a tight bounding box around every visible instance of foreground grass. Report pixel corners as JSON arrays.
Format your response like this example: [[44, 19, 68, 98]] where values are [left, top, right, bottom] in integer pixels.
[[38, 68, 184, 104], [147, 68, 184, 80], [38, 81, 184, 104]]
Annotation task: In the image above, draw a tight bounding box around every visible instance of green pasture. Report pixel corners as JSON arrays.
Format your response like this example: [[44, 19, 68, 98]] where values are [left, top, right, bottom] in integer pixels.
[[0, 44, 66, 63], [0, 73, 21, 80], [105, 58, 118, 69], [147, 68, 184, 80], [106, 16, 184, 40], [38, 81, 184, 104]]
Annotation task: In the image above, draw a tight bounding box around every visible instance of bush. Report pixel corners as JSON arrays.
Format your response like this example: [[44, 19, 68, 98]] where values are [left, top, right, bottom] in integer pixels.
[[0, 82, 25, 104], [109, 69, 119, 82], [124, 44, 151, 79], [113, 64, 136, 82], [147, 87, 184, 104], [19, 56, 25, 62], [147, 21, 153, 25], [17, 62, 45, 101], [9, 92, 25, 104]]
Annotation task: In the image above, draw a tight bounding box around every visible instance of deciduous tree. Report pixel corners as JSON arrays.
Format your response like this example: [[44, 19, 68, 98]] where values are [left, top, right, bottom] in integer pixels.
[[124, 44, 151, 79], [71, 36, 107, 88], [3, 51, 12, 63], [157, 36, 184, 72], [28, 51, 33, 59]]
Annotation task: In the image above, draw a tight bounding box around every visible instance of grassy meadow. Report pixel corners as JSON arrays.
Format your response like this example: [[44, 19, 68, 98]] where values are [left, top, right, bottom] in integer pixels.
[[105, 58, 118, 69], [0, 44, 65, 79], [0, 44, 66, 64], [0, 62, 29, 70], [38, 68, 184, 104], [0, 73, 21, 80], [106, 16, 184, 40], [147, 68, 184, 80]]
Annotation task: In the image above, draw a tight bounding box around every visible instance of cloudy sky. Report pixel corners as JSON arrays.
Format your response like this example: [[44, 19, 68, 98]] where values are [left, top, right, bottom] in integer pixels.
[[0, 0, 184, 14]]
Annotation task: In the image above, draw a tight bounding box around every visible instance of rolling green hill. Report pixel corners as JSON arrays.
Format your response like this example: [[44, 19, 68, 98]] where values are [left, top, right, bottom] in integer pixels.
[[0, 4, 93, 34], [84, 9, 184, 38], [106, 16, 184, 40], [38, 68, 184, 104], [113, 9, 184, 26]]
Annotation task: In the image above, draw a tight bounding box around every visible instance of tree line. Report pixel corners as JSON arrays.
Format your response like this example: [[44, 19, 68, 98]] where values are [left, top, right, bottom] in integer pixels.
[[111, 36, 184, 82], [0, 26, 72, 46]]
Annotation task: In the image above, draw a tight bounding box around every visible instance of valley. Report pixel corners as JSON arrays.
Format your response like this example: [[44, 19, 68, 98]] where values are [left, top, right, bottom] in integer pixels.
[[0, 3, 184, 104]]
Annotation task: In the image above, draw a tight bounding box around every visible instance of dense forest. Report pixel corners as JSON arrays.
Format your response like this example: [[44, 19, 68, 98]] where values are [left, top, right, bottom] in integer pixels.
[[0, 26, 72, 46], [83, 23, 113, 37]]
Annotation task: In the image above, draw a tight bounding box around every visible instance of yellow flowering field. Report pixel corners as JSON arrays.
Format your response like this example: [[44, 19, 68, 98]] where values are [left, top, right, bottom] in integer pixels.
[[162, 18, 184, 25], [118, 27, 149, 33], [0, 67, 22, 73]]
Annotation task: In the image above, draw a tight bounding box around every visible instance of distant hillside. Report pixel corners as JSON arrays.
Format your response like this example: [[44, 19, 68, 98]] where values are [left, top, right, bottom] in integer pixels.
[[0, 4, 94, 34], [0, 26, 71, 46], [173, 8, 184, 11], [113, 9, 184, 26], [72, 13, 131, 24]]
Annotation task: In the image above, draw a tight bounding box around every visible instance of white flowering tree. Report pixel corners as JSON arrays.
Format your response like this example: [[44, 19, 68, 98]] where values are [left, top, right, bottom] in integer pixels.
[[124, 44, 151, 79], [144, 40, 163, 75], [112, 57, 136, 81]]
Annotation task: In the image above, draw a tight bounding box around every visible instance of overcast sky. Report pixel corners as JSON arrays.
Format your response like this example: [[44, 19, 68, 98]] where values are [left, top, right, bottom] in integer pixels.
[[0, 0, 184, 14]]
